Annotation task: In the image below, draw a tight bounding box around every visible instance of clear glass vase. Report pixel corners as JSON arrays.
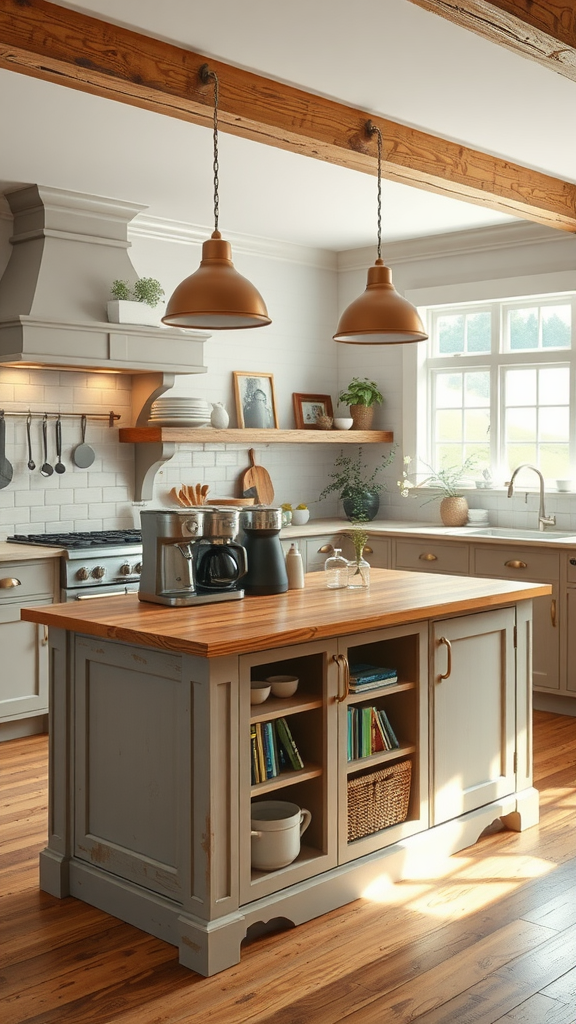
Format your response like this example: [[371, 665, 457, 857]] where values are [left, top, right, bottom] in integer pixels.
[[324, 547, 348, 589], [347, 557, 370, 589]]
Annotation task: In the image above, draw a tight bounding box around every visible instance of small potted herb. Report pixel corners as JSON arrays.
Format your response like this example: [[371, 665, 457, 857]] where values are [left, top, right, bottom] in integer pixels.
[[107, 277, 166, 327], [338, 377, 383, 430], [318, 444, 397, 521], [398, 454, 478, 526]]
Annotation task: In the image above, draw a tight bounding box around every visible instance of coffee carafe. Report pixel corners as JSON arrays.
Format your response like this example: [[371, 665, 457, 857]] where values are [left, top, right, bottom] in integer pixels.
[[239, 507, 288, 596], [195, 507, 248, 592], [139, 508, 245, 606]]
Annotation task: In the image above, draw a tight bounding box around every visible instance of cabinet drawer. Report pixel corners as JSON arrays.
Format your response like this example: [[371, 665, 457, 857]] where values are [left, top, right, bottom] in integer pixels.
[[305, 534, 353, 572], [394, 539, 470, 575], [362, 536, 390, 569], [0, 559, 57, 603], [472, 545, 559, 582]]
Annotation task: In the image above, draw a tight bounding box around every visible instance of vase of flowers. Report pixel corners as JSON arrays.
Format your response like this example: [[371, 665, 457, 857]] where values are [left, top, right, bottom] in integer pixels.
[[318, 444, 397, 522], [398, 454, 478, 526], [346, 525, 370, 588]]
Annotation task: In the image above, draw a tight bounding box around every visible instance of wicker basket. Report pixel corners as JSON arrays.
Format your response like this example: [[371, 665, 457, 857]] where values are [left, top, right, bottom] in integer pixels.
[[347, 759, 412, 842]]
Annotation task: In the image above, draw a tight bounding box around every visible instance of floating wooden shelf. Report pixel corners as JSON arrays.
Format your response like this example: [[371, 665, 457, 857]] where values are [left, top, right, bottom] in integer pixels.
[[119, 427, 394, 444]]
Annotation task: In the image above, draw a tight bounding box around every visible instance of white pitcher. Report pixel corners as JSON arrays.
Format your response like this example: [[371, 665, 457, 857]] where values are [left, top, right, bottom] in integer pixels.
[[210, 402, 229, 428]]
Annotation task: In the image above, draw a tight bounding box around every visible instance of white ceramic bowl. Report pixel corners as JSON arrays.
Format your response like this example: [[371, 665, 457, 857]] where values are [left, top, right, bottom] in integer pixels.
[[267, 674, 299, 698], [333, 417, 353, 430], [250, 683, 271, 704], [291, 509, 310, 525]]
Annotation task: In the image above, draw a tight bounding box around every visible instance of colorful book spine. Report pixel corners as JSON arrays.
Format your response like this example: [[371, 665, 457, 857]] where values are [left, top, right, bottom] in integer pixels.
[[377, 707, 400, 749], [276, 717, 304, 771]]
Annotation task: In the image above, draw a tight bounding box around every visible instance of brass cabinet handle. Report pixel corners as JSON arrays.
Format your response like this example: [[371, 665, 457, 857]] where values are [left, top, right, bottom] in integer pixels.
[[419, 553, 438, 562], [438, 636, 452, 680], [551, 599, 557, 628], [318, 544, 333, 554], [333, 653, 350, 702], [364, 544, 373, 554], [0, 577, 21, 588], [504, 560, 527, 569]]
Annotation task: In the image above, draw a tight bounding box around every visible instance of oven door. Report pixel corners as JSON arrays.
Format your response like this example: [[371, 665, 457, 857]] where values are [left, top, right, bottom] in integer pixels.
[[62, 582, 140, 601]]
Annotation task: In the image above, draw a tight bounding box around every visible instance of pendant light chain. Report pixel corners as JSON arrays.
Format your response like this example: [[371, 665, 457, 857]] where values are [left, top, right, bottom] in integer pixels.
[[200, 64, 220, 233], [367, 121, 383, 261]]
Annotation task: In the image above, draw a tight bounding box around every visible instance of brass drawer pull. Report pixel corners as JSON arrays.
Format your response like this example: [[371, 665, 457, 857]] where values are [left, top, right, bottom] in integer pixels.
[[551, 599, 557, 628], [505, 560, 527, 569], [419, 553, 437, 562], [438, 636, 452, 680], [0, 577, 21, 588], [318, 544, 333, 554], [333, 653, 350, 702], [364, 544, 373, 554]]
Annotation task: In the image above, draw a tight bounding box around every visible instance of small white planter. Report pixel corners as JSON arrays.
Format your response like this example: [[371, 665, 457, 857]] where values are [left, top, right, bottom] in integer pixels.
[[107, 299, 165, 328]]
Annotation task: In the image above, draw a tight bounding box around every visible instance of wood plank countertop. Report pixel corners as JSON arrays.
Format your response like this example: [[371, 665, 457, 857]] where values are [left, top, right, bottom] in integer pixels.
[[21, 568, 551, 659]]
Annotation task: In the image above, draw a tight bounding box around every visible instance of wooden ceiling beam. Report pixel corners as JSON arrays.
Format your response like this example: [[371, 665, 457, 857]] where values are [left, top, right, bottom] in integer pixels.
[[0, 0, 575, 232], [408, 1, 576, 81]]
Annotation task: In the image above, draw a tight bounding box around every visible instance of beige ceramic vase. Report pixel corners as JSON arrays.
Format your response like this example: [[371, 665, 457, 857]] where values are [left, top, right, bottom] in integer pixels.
[[350, 404, 374, 430], [440, 496, 468, 527]]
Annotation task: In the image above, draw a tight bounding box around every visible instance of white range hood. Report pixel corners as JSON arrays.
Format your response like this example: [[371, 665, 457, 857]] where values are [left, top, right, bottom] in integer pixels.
[[0, 184, 208, 374]]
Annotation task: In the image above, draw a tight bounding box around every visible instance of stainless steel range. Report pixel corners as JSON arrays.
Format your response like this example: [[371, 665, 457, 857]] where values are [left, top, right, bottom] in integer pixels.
[[8, 530, 143, 600]]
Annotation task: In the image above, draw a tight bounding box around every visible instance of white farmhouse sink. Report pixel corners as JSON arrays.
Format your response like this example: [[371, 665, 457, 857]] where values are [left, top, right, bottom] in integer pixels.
[[467, 528, 576, 541]]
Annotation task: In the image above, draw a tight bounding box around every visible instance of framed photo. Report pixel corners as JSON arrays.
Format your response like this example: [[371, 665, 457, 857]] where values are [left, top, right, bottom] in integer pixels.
[[292, 393, 334, 430], [233, 371, 279, 429]]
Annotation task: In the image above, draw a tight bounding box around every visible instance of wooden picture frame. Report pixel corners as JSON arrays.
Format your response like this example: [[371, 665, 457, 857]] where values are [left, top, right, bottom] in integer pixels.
[[233, 371, 279, 429], [292, 393, 334, 429]]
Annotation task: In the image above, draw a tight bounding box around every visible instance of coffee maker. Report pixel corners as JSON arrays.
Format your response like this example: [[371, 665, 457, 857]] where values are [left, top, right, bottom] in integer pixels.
[[239, 506, 288, 596], [139, 508, 246, 606]]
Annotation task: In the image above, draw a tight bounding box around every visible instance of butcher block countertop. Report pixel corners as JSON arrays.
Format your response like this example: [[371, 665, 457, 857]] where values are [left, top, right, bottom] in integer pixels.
[[22, 568, 550, 659], [0, 542, 63, 562]]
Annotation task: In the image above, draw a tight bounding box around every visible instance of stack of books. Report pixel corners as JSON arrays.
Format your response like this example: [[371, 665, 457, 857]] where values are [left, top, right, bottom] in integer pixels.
[[347, 705, 400, 761], [349, 663, 398, 693], [251, 717, 305, 784]]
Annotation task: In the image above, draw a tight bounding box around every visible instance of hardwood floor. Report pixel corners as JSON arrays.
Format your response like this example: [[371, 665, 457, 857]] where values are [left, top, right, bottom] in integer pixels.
[[2, 711, 576, 1024]]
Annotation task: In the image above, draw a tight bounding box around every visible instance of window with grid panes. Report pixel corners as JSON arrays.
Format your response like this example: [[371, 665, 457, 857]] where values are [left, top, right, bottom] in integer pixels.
[[424, 295, 574, 483]]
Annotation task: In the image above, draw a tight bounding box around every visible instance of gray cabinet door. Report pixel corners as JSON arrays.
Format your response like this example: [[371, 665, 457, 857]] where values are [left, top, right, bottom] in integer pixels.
[[0, 599, 50, 720]]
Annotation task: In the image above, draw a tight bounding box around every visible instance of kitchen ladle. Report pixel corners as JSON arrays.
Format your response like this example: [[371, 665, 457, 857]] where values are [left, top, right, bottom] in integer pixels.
[[55, 416, 66, 473], [72, 414, 95, 468], [40, 414, 53, 477], [26, 413, 35, 470], [0, 410, 14, 489]]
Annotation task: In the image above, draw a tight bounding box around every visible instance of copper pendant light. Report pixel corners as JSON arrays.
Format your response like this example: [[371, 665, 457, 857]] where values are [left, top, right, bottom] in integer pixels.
[[333, 122, 427, 345], [162, 65, 271, 330]]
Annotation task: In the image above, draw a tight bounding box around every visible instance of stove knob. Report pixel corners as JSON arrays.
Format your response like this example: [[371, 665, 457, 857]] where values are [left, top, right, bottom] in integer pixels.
[[91, 565, 106, 580], [134, 562, 142, 574], [119, 563, 132, 576], [76, 566, 90, 581]]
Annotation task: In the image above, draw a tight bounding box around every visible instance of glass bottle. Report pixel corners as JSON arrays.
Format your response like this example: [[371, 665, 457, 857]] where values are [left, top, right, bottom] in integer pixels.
[[347, 556, 370, 589], [324, 547, 348, 589]]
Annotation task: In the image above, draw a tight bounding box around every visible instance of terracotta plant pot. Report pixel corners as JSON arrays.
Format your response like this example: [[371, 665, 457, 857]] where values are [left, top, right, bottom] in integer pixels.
[[350, 405, 374, 430], [440, 496, 468, 527]]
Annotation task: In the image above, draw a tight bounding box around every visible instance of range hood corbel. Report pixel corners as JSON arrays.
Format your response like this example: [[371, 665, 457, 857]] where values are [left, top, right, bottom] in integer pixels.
[[0, 184, 209, 374]]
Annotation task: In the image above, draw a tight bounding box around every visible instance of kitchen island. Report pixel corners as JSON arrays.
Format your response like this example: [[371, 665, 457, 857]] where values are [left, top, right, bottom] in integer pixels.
[[23, 568, 549, 976]]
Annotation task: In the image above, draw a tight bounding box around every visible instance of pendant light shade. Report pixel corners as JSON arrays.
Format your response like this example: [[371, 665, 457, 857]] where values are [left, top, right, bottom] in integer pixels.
[[162, 231, 271, 329], [162, 66, 271, 332], [333, 123, 427, 345], [333, 259, 427, 344]]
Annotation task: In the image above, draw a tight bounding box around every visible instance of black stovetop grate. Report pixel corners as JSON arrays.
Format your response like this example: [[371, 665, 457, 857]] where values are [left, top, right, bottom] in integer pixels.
[[8, 530, 142, 550]]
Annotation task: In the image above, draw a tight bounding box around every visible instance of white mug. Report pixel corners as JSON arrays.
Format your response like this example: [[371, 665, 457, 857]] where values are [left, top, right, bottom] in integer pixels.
[[556, 480, 572, 492]]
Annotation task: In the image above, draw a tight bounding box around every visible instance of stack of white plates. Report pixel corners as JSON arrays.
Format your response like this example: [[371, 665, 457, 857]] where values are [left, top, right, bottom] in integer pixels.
[[467, 508, 489, 526], [148, 396, 211, 426]]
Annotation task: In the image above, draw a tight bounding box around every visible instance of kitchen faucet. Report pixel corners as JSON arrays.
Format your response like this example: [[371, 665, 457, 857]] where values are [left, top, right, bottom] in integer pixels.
[[507, 464, 556, 531]]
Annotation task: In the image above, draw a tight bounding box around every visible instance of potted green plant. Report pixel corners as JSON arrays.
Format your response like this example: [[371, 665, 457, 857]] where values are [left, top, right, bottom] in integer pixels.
[[398, 454, 478, 526], [107, 277, 166, 327], [318, 444, 397, 521], [338, 377, 383, 430]]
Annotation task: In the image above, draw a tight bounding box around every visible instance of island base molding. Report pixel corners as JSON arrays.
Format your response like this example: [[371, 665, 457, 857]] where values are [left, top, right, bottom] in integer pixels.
[[39, 790, 538, 977]]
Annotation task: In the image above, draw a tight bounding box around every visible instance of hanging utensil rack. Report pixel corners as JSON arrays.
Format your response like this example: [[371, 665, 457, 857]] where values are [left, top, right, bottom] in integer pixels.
[[0, 411, 120, 425]]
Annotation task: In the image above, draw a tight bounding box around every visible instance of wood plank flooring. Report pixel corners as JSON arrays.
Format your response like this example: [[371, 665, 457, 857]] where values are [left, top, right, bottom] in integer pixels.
[[2, 711, 576, 1024]]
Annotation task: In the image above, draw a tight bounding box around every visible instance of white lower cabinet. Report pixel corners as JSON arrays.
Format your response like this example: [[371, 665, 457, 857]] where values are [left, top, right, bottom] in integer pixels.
[[431, 608, 517, 825], [0, 559, 57, 724]]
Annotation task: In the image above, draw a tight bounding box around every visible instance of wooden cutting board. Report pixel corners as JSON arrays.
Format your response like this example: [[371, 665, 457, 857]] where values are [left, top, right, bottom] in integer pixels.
[[241, 449, 274, 504]]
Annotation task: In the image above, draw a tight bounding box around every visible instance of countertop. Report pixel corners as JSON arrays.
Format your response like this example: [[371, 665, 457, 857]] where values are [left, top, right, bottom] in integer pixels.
[[22, 567, 550, 659], [281, 519, 576, 547], [0, 542, 64, 562]]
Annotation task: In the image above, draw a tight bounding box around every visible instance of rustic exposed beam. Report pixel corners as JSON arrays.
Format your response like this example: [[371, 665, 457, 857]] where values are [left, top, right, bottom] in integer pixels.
[[408, 0, 576, 81], [0, 0, 575, 231]]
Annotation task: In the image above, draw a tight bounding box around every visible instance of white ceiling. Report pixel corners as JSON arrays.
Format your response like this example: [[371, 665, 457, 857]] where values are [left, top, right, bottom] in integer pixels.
[[1, 0, 575, 251]]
